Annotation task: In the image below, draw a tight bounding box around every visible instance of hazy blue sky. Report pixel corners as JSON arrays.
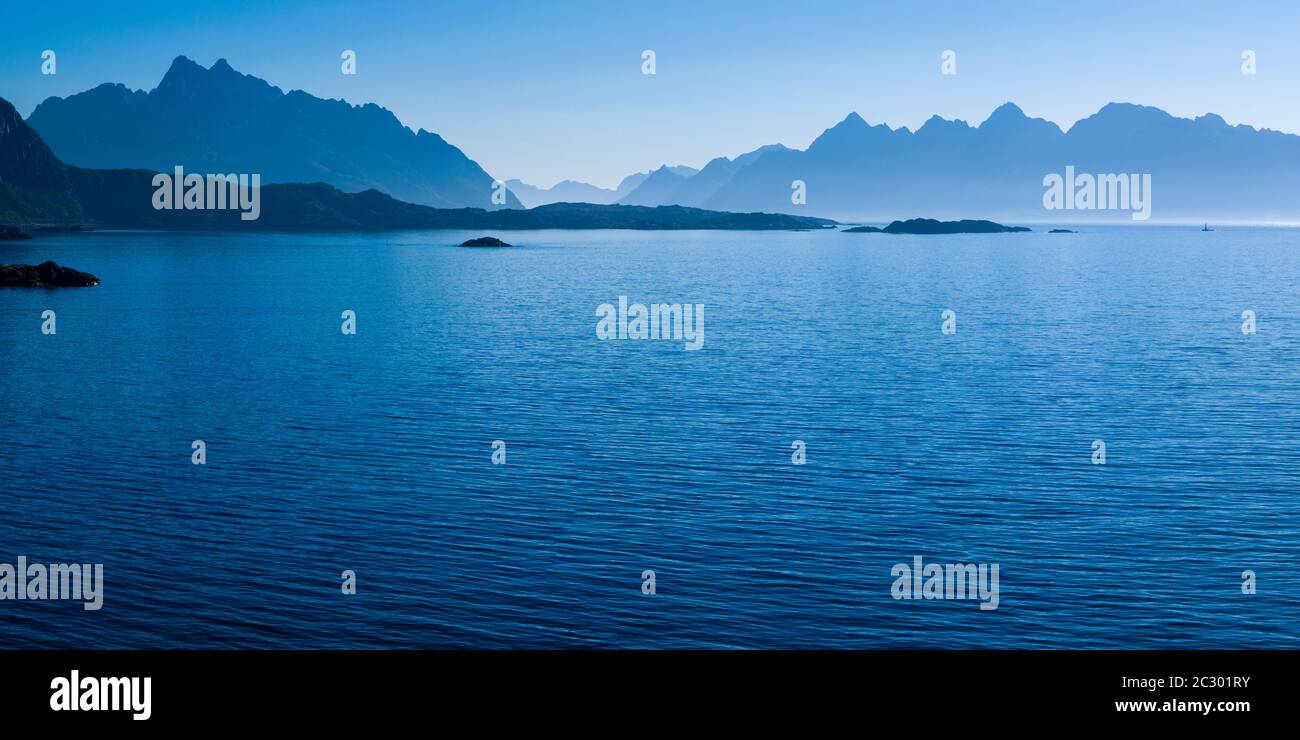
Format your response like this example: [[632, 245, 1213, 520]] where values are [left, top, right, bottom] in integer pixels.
[[2, 0, 1297, 188]]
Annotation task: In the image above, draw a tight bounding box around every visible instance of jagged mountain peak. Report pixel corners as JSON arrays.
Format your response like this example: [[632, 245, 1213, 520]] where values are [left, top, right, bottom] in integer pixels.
[[917, 115, 972, 134], [154, 55, 280, 101], [980, 102, 1033, 129], [838, 111, 868, 127], [808, 110, 898, 154], [0, 96, 70, 190], [155, 55, 207, 90], [0, 96, 24, 133], [979, 102, 1063, 137], [1195, 112, 1230, 128], [987, 101, 1026, 119], [1070, 101, 1176, 132]]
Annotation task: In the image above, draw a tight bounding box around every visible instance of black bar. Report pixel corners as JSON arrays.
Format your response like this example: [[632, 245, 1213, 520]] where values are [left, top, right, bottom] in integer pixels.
[[0, 650, 1283, 725]]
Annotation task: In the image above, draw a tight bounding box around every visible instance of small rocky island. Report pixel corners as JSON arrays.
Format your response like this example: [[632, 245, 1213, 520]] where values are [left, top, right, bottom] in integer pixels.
[[844, 218, 1031, 234], [1048, 228, 1075, 233], [460, 236, 513, 247], [0, 261, 101, 287]]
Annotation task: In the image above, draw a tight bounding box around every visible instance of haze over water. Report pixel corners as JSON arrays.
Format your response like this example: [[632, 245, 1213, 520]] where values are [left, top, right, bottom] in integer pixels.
[[1, 226, 1296, 648]]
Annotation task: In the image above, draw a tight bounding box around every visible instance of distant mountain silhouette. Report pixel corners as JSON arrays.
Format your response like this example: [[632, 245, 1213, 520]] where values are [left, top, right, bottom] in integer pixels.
[[618, 165, 691, 206], [505, 179, 620, 207], [612, 170, 651, 197], [505, 165, 699, 207], [617, 164, 703, 206], [26, 56, 521, 210], [610, 145, 791, 208], [649, 144, 789, 208], [0, 96, 833, 232], [695, 102, 1300, 221]]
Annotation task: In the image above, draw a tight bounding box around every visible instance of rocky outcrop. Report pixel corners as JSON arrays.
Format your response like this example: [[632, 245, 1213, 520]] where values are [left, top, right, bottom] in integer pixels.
[[460, 236, 512, 247], [0, 261, 101, 287]]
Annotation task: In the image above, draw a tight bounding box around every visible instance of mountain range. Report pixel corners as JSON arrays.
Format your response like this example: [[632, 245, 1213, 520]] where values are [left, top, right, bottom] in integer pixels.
[[507, 105, 1300, 222], [0, 95, 832, 231], [14, 54, 1300, 223], [505, 165, 698, 207], [26, 56, 521, 210], [692, 103, 1300, 221], [641, 145, 788, 208]]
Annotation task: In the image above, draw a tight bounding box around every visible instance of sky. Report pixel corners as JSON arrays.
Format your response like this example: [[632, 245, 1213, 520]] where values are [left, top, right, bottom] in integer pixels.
[[2, 0, 1298, 189]]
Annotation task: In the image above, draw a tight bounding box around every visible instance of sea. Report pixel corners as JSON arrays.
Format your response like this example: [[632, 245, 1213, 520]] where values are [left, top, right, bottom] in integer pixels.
[[1, 225, 1297, 648]]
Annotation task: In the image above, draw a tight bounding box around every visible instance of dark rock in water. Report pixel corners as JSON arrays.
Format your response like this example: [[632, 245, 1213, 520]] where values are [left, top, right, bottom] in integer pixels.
[[1048, 228, 1075, 233], [881, 218, 1030, 234], [0, 261, 101, 287], [1, 225, 32, 240], [842, 225, 883, 233], [460, 236, 513, 247]]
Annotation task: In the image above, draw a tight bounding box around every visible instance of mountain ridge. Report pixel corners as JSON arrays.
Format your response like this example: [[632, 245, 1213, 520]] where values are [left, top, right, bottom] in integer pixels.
[[508, 165, 700, 207], [0, 95, 835, 232], [697, 101, 1300, 220], [26, 55, 521, 210]]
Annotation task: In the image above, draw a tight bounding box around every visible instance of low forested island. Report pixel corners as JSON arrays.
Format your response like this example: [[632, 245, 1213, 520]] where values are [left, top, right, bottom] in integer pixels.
[[460, 236, 512, 247], [0, 225, 31, 240], [843, 219, 1031, 234]]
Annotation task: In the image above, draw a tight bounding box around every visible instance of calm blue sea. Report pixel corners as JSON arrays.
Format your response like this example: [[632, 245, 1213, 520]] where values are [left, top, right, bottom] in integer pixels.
[[1, 226, 1297, 648]]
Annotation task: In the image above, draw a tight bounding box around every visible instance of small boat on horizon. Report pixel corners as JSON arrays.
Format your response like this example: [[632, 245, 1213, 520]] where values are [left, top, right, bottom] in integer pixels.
[[1202, 223, 1214, 231]]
